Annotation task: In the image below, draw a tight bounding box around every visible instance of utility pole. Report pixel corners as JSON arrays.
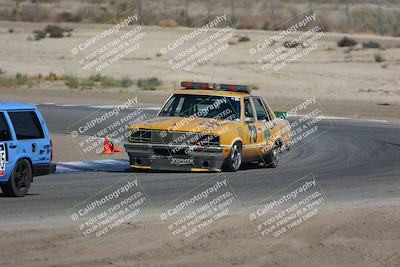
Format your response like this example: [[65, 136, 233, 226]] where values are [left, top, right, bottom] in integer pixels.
[[270, 0, 275, 21], [309, 0, 314, 14], [137, 0, 142, 21], [15, 0, 21, 20], [88, 0, 93, 20], [346, 0, 351, 31], [230, 0, 235, 20], [377, 0, 384, 35], [185, 0, 189, 26]]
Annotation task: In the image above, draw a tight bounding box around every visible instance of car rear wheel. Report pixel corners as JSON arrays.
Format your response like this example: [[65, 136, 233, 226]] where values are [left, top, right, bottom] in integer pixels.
[[2, 159, 32, 197], [263, 145, 280, 168], [223, 142, 242, 172]]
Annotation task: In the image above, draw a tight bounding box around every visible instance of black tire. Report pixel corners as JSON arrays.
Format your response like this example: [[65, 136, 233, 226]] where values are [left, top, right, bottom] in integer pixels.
[[0, 184, 6, 194], [222, 142, 242, 172], [285, 140, 292, 151], [2, 159, 32, 197], [263, 145, 280, 168]]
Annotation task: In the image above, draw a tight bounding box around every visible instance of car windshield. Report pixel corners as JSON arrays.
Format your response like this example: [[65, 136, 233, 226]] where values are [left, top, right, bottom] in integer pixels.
[[159, 94, 241, 121]]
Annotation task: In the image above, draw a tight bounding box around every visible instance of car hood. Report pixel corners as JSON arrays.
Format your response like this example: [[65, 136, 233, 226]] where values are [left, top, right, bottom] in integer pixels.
[[129, 116, 240, 134]]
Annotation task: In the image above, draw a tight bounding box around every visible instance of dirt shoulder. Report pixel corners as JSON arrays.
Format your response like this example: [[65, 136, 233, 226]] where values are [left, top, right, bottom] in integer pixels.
[[0, 205, 398, 267]]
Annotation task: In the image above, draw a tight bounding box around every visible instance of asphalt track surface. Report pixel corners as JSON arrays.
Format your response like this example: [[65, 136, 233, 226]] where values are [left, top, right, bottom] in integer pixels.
[[1, 104, 400, 228]]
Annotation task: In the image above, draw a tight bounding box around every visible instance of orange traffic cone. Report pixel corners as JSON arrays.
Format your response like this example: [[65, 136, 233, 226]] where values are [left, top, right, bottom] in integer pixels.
[[108, 140, 122, 153], [113, 146, 122, 153], [102, 136, 112, 154]]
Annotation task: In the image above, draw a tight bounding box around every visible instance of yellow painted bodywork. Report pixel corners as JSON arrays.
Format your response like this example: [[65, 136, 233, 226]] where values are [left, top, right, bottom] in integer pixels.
[[128, 89, 291, 162], [131, 165, 151, 170]]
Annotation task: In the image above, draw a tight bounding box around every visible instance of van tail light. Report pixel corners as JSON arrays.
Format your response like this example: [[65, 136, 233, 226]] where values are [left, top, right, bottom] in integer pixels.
[[50, 139, 53, 161]]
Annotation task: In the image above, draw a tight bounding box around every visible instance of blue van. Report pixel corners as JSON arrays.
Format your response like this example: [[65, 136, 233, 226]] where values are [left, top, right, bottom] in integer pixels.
[[0, 102, 56, 197]]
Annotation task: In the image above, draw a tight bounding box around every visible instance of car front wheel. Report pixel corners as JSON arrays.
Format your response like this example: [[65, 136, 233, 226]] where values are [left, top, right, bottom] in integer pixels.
[[2, 159, 32, 197], [223, 142, 242, 172]]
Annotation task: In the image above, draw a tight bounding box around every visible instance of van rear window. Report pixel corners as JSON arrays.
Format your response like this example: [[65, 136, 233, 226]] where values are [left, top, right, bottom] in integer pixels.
[[8, 111, 45, 140], [0, 112, 12, 141]]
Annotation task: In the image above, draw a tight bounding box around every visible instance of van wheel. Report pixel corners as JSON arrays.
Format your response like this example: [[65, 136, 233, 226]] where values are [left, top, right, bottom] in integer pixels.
[[263, 145, 279, 168], [2, 159, 32, 197], [0, 184, 5, 194], [223, 142, 242, 172]]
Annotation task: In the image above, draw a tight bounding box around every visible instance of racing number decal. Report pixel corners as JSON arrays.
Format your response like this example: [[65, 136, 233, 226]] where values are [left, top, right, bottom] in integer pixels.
[[263, 129, 270, 139], [248, 125, 257, 144], [0, 143, 6, 176]]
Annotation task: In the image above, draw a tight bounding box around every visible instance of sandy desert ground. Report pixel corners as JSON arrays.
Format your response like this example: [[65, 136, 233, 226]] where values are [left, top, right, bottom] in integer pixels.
[[0, 205, 399, 267]]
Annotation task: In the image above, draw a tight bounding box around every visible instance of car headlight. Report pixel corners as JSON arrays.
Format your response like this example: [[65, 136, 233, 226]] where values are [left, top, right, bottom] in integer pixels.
[[193, 134, 220, 146], [129, 129, 151, 142]]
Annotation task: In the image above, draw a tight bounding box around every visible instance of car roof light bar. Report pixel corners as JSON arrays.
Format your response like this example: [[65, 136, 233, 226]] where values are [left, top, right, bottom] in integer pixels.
[[180, 81, 251, 93]]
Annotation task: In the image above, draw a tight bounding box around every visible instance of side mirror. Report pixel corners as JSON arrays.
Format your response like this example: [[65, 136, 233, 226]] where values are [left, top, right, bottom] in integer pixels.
[[274, 111, 287, 119], [244, 117, 254, 124]]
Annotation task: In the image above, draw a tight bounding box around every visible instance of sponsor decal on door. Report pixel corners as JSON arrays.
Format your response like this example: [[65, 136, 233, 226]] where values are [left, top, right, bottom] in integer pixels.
[[0, 143, 6, 176]]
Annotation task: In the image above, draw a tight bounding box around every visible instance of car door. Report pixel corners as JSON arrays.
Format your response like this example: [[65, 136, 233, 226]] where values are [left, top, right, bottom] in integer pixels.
[[7, 110, 50, 167], [260, 98, 285, 152], [0, 112, 17, 182], [252, 97, 274, 158], [242, 97, 259, 160]]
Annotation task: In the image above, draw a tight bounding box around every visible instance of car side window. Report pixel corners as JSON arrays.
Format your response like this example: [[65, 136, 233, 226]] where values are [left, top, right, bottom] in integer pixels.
[[0, 112, 12, 141], [8, 111, 45, 140], [160, 96, 175, 116], [244, 98, 255, 119], [252, 98, 269, 121], [261, 99, 275, 121]]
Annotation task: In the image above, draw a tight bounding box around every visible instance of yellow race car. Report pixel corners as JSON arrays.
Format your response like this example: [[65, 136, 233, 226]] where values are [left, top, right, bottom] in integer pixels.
[[124, 82, 291, 172]]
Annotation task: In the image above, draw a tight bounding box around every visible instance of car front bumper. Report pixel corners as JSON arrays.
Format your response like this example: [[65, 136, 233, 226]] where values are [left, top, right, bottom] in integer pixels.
[[124, 142, 224, 172]]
